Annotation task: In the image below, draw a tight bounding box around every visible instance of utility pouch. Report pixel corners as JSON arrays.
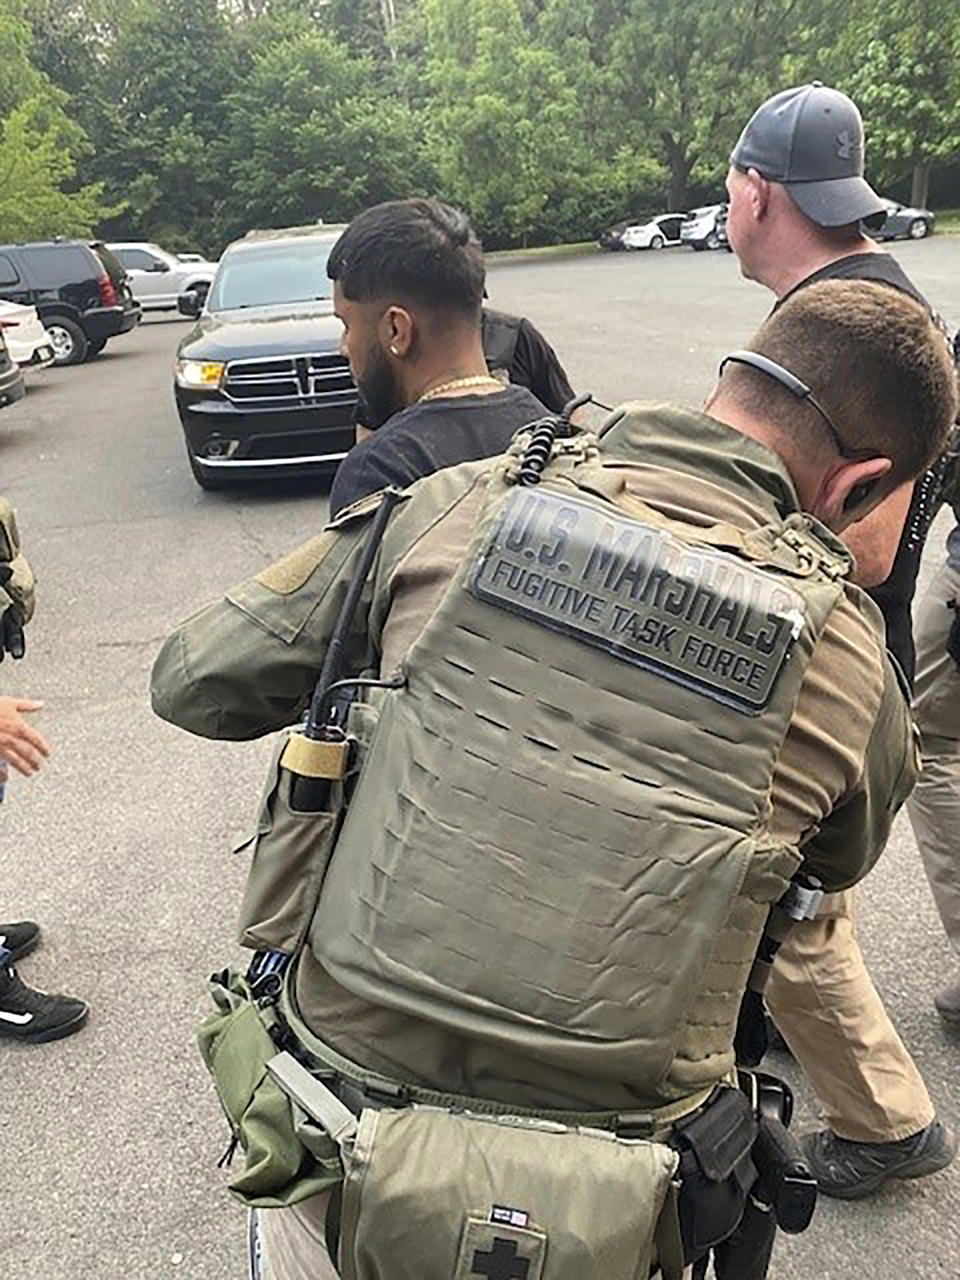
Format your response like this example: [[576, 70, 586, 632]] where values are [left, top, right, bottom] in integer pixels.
[[334, 1105, 680, 1280], [672, 1087, 758, 1261], [234, 695, 381, 954], [196, 967, 342, 1208]]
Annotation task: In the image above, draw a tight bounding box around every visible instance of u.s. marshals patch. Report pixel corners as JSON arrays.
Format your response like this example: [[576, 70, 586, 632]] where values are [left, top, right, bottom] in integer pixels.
[[472, 489, 806, 715]]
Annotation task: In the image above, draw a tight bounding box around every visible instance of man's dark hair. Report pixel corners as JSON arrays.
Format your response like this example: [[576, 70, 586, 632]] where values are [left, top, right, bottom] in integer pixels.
[[717, 279, 958, 486], [328, 199, 484, 318]]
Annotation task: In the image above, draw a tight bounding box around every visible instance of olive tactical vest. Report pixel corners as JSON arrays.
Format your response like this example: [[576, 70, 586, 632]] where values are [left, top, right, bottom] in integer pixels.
[[309, 439, 849, 1104]]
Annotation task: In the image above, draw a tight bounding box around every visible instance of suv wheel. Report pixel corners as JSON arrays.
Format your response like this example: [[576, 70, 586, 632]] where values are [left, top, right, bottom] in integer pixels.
[[47, 317, 89, 366]]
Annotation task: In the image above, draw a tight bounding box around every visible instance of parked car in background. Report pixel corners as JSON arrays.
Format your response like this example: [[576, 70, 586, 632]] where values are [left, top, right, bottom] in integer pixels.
[[621, 213, 686, 251], [0, 240, 140, 365], [872, 199, 935, 241], [107, 241, 218, 312], [0, 326, 25, 411], [0, 301, 54, 371], [681, 204, 728, 251], [173, 224, 356, 490], [598, 215, 650, 251]]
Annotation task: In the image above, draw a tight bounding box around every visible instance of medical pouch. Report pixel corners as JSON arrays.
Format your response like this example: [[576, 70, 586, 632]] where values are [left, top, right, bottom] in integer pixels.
[[336, 1105, 680, 1280]]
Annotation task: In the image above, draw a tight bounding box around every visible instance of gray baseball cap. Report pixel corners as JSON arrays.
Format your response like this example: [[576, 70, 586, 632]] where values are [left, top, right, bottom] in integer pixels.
[[731, 83, 885, 227]]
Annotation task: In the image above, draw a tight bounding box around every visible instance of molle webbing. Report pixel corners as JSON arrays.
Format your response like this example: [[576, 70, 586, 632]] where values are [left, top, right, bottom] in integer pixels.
[[310, 458, 844, 1101]]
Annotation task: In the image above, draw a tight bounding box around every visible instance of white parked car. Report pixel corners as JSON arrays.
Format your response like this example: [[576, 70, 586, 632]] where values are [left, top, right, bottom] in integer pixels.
[[681, 204, 728, 251], [106, 242, 218, 312], [0, 300, 55, 370], [621, 213, 686, 251]]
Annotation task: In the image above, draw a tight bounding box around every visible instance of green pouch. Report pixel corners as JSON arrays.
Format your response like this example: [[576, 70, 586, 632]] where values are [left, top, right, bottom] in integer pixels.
[[235, 695, 382, 954], [197, 968, 342, 1208], [337, 1106, 680, 1280]]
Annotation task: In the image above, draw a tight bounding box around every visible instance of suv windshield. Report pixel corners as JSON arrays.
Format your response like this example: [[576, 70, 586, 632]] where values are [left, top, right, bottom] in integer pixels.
[[208, 240, 336, 311]]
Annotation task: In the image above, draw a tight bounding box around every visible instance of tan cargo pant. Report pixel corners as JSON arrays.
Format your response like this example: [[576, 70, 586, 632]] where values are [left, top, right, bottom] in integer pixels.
[[906, 559, 960, 956], [766, 890, 934, 1143], [259, 1192, 693, 1279]]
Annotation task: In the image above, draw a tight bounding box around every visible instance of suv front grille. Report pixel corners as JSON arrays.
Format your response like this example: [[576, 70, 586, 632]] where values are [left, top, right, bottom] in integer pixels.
[[223, 352, 355, 407]]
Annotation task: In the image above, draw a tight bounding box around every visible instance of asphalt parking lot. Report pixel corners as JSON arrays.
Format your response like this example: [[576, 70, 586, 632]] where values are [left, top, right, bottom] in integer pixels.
[[1, 238, 959, 1279]]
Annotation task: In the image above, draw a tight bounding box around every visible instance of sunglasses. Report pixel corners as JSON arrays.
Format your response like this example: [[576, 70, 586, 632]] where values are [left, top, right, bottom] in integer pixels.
[[718, 350, 877, 460]]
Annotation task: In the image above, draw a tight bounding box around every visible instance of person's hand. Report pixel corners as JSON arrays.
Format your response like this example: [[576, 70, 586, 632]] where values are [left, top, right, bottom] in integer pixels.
[[0, 697, 50, 776]]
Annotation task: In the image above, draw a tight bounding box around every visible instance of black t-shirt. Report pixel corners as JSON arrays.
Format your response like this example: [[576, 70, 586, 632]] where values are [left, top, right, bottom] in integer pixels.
[[330, 383, 548, 517], [782, 252, 944, 686], [482, 309, 576, 414]]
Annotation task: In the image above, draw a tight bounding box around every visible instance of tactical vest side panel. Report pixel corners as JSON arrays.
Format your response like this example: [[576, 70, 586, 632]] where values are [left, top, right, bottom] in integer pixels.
[[310, 477, 842, 1100]]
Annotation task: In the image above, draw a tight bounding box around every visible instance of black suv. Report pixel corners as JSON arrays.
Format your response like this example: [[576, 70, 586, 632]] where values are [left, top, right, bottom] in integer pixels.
[[0, 240, 141, 365], [174, 226, 356, 490]]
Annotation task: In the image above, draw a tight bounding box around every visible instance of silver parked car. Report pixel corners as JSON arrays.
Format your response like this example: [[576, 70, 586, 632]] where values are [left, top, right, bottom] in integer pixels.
[[107, 242, 218, 312]]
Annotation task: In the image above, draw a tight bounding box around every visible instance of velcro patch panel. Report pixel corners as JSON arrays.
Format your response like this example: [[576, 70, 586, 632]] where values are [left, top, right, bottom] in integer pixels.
[[471, 489, 805, 715]]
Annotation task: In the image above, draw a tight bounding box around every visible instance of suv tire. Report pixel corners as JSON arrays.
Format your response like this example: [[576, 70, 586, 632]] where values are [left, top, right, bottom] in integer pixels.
[[47, 316, 89, 366]]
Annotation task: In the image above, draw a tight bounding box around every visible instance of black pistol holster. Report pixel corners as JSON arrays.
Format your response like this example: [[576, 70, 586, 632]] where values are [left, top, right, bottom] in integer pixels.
[[681, 1073, 817, 1280]]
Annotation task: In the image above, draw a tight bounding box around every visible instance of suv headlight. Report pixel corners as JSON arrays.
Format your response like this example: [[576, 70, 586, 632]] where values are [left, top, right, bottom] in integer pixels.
[[175, 358, 225, 389]]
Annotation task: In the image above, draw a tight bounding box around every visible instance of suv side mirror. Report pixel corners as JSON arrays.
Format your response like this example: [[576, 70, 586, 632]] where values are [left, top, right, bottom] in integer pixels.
[[177, 291, 201, 318]]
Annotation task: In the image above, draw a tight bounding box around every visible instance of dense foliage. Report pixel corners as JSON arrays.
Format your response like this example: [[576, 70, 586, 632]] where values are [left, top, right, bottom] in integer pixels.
[[2, 0, 959, 251]]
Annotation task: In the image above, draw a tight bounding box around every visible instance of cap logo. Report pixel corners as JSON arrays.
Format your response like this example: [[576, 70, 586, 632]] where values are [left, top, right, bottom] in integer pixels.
[[836, 129, 860, 161]]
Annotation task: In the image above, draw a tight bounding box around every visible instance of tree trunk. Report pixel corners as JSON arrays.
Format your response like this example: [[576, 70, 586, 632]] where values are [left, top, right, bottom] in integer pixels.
[[380, 0, 398, 59], [667, 165, 690, 212], [911, 159, 930, 209], [662, 140, 693, 212]]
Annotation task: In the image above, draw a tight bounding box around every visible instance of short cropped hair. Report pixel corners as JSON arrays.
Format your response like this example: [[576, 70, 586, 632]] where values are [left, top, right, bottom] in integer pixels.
[[719, 279, 958, 485], [327, 198, 484, 318]]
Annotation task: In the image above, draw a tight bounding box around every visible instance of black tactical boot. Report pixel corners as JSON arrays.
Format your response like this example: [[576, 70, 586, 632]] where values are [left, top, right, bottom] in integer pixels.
[[802, 1121, 957, 1199], [0, 920, 41, 963], [0, 966, 88, 1043]]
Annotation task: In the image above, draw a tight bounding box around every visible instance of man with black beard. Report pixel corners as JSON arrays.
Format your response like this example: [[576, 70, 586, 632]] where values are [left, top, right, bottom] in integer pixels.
[[328, 200, 551, 518]]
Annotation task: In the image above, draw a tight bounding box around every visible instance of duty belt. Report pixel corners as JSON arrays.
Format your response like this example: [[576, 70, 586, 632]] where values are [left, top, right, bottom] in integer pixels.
[[272, 967, 715, 1140]]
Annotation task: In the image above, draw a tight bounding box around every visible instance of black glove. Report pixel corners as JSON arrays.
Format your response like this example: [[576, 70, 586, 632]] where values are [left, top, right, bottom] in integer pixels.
[[947, 598, 960, 668]]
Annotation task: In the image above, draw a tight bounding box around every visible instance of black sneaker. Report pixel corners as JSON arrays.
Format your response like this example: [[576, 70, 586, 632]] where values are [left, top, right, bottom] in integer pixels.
[[802, 1121, 957, 1200], [0, 967, 88, 1043], [0, 920, 40, 964]]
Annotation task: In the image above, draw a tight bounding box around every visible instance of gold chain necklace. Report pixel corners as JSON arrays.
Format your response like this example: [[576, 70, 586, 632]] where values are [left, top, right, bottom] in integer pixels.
[[418, 375, 503, 404]]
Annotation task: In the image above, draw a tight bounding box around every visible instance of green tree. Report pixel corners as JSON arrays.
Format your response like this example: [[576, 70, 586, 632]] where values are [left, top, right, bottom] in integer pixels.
[[80, 0, 240, 252], [833, 0, 960, 208], [0, 96, 110, 241], [217, 25, 430, 243], [0, 0, 113, 241], [419, 0, 657, 246]]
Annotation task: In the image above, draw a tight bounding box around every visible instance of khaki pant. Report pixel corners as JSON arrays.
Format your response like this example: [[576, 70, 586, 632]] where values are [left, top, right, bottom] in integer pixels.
[[767, 890, 934, 1143], [906, 559, 960, 955], [259, 1191, 693, 1279], [260, 1191, 339, 1280]]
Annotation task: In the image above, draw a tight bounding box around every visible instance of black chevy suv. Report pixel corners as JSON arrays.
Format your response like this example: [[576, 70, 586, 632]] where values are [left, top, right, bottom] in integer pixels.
[[0, 240, 140, 365], [174, 225, 356, 490]]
